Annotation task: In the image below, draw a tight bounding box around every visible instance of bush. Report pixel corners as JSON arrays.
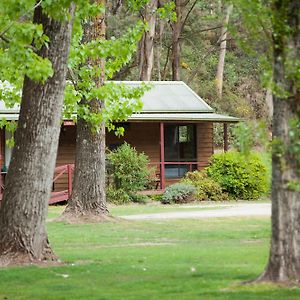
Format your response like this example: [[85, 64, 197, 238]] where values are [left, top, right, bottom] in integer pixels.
[[206, 151, 269, 200], [161, 183, 196, 204], [106, 187, 131, 205], [130, 193, 150, 204], [182, 171, 228, 201], [107, 142, 152, 193]]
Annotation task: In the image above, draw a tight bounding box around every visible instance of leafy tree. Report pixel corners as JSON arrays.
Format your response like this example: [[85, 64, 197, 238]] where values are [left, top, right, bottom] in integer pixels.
[[233, 0, 300, 283], [63, 0, 109, 220], [62, 1, 149, 220], [0, 0, 76, 265]]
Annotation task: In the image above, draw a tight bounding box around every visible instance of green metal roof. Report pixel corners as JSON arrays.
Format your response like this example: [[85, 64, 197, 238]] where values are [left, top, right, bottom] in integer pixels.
[[0, 81, 239, 122], [119, 81, 214, 113], [129, 112, 239, 122]]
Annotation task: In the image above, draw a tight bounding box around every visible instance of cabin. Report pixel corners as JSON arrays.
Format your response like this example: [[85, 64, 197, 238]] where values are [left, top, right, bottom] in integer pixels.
[[0, 81, 238, 201]]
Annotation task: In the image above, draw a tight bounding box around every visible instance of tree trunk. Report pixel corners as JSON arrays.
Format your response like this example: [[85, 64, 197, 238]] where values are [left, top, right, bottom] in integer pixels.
[[216, 4, 232, 98], [258, 0, 300, 283], [63, 0, 110, 221], [171, 0, 183, 81], [265, 86, 273, 119], [63, 103, 108, 218], [156, 19, 165, 81], [138, 0, 158, 80], [0, 4, 75, 265]]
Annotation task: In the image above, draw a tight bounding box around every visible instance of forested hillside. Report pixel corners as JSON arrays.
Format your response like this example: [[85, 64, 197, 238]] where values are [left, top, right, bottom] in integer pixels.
[[106, 0, 269, 120]]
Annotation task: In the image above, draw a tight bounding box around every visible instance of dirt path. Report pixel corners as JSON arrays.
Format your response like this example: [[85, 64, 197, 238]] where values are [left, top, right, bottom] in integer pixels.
[[122, 203, 271, 220]]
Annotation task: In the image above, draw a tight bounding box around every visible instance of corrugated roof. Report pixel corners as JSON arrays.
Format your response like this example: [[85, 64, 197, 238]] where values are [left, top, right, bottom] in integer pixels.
[[119, 81, 214, 113], [129, 113, 239, 122], [0, 101, 19, 114], [0, 81, 239, 122]]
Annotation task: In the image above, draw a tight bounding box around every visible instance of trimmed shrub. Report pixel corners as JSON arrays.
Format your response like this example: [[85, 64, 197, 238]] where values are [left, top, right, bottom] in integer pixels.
[[206, 151, 269, 200], [161, 183, 196, 204], [182, 171, 228, 201]]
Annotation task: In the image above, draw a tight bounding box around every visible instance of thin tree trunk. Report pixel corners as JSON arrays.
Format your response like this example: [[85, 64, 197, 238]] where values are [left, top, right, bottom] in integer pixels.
[[139, 0, 158, 80], [257, 0, 300, 283], [216, 4, 232, 98], [171, 0, 183, 81], [265, 86, 273, 119], [63, 0, 110, 221], [0, 4, 75, 265], [162, 44, 171, 80], [156, 19, 165, 81]]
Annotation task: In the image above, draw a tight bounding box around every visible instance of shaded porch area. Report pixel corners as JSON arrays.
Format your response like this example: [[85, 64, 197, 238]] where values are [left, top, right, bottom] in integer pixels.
[[107, 120, 232, 190]]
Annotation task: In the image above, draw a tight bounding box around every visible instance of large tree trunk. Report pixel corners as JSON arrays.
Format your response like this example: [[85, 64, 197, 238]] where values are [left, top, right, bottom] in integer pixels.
[[171, 0, 183, 81], [138, 0, 158, 80], [0, 4, 74, 265], [215, 4, 232, 98], [258, 0, 300, 283], [63, 0, 110, 221]]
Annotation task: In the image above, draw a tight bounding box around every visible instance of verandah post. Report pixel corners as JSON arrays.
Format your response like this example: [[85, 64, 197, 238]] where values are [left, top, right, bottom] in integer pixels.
[[160, 122, 166, 190]]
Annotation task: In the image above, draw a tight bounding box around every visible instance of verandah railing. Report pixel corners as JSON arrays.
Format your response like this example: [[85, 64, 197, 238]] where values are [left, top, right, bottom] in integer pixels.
[[149, 161, 205, 189], [0, 164, 75, 204], [0, 161, 203, 203], [50, 164, 74, 204]]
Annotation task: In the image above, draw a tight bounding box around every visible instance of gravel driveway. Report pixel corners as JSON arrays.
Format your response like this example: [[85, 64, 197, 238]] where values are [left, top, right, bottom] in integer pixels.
[[122, 203, 271, 220]]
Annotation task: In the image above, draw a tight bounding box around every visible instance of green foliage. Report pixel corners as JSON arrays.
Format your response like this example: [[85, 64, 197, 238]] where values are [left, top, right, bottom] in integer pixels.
[[130, 193, 150, 204], [289, 117, 300, 171], [65, 18, 150, 132], [106, 187, 131, 205], [232, 121, 269, 154], [182, 171, 228, 201], [107, 142, 152, 194], [207, 151, 269, 200], [232, 0, 300, 97], [157, 1, 177, 22], [232, 122, 255, 155], [0, 1, 149, 134], [0, 119, 17, 147], [0, 1, 53, 94], [161, 183, 196, 204]]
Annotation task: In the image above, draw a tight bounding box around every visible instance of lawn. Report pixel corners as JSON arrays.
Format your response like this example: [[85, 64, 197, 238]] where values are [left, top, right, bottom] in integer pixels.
[[0, 204, 299, 300]]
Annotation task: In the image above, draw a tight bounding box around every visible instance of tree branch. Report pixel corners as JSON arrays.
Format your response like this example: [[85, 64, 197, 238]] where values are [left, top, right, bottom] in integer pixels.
[[198, 24, 223, 33], [181, 0, 198, 31]]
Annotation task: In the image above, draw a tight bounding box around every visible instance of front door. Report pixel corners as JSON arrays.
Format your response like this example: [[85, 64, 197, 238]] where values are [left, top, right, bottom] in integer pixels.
[[164, 124, 197, 178]]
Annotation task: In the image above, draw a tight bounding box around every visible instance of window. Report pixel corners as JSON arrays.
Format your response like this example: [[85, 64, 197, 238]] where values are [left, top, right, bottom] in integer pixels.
[[164, 124, 197, 178]]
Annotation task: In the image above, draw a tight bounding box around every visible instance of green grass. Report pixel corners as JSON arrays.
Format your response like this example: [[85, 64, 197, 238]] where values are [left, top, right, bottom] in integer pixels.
[[0, 205, 298, 300]]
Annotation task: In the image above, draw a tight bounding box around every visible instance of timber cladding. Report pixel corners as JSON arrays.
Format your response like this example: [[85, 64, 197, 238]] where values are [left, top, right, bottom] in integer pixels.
[[55, 126, 76, 191], [52, 122, 214, 191], [196, 122, 214, 170], [106, 122, 160, 162]]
